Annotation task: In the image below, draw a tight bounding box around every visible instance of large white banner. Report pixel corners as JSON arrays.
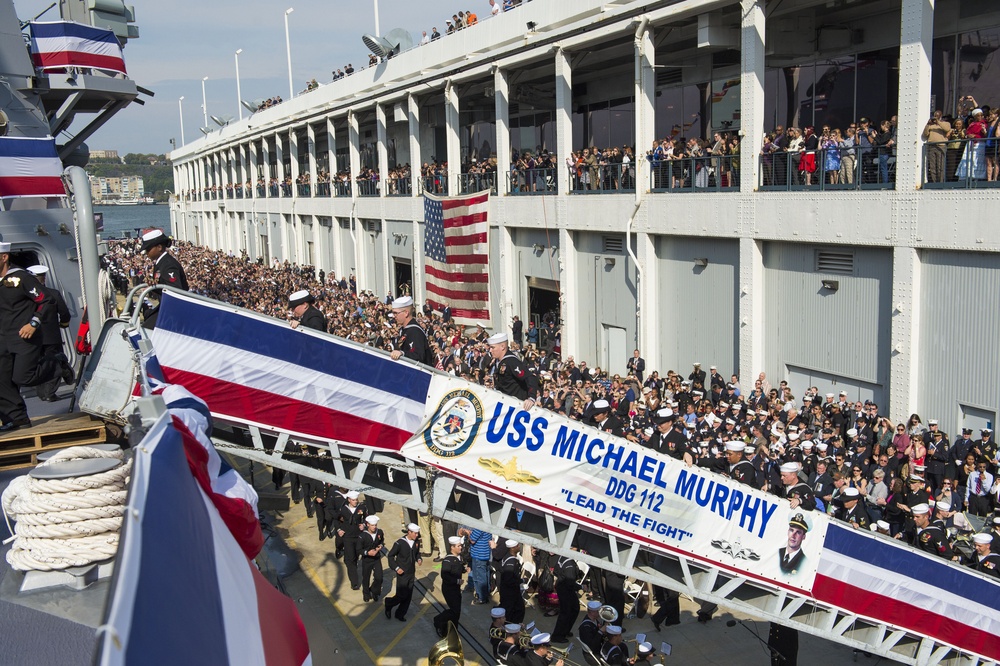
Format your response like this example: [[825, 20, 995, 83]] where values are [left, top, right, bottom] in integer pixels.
[[401, 375, 828, 592]]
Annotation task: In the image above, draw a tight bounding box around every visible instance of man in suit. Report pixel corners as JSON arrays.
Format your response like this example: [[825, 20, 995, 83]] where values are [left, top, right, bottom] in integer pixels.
[[626, 349, 645, 383], [511, 315, 523, 347], [385, 523, 422, 621], [778, 513, 810, 575]]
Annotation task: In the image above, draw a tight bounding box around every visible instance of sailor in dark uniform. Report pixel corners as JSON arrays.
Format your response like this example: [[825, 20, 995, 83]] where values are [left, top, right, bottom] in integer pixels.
[[970, 533, 1000, 577], [498, 539, 526, 624], [495, 623, 524, 665], [487, 332, 538, 411], [433, 536, 468, 637], [549, 552, 581, 643], [488, 607, 508, 659], [592, 399, 624, 437], [385, 523, 422, 621], [0, 242, 57, 431], [389, 296, 432, 365], [777, 462, 817, 511], [519, 633, 565, 666], [644, 408, 693, 464], [139, 228, 188, 329], [902, 503, 955, 560], [600, 625, 628, 666], [360, 515, 385, 602], [288, 289, 327, 332], [633, 641, 656, 663], [577, 600, 605, 655], [335, 490, 367, 590], [701, 441, 759, 487], [834, 487, 871, 530], [26, 265, 73, 401]]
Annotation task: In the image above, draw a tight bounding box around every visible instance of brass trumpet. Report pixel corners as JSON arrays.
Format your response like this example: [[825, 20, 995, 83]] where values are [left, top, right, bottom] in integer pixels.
[[428, 621, 464, 665]]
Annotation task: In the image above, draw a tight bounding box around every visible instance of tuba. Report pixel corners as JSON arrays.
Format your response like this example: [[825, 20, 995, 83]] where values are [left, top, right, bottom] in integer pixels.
[[428, 621, 464, 666], [598, 604, 619, 624]]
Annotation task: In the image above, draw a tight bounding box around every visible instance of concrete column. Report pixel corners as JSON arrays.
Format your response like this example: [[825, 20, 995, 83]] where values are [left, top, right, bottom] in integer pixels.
[[376, 102, 389, 196], [262, 140, 271, 197], [494, 67, 511, 193], [290, 128, 300, 197], [445, 80, 461, 194], [408, 94, 422, 197], [497, 225, 516, 330], [276, 131, 286, 193], [327, 116, 337, 196], [238, 144, 247, 194], [897, 0, 934, 191], [307, 123, 317, 198], [249, 142, 259, 198], [554, 48, 573, 194], [636, 231, 659, 373], [348, 110, 365, 290], [635, 22, 655, 194], [889, 246, 921, 423], [558, 228, 578, 360], [348, 110, 361, 199], [738, 237, 765, 388], [740, 0, 765, 193]]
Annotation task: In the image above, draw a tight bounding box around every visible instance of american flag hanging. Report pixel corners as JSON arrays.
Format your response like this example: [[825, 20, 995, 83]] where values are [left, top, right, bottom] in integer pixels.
[[423, 190, 492, 326]]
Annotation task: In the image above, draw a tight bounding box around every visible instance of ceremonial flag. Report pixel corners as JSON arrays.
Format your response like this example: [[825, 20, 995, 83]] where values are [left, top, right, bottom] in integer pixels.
[[0, 136, 65, 198], [423, 190, 492, 326], [28, 21, 127, 75], [99, 400, 309, 665]]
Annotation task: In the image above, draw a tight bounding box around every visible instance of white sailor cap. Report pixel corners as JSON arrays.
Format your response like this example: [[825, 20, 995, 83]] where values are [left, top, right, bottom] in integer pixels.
[[505, 539, 519, 548], [0, 242, 10, 253], [487, 332, 509, 345], [365, 515, 379, 525], [869, 523, 880, 532], [911, 503, 930, 515], [788, 432, 800, 441], [346, 490, 360, 500], [504, 623, 521, 633], [289, 289, 313, 307], [391, 296, 413, 309], [802, 441, 813, 448], [726, 418, 736, 425], [27, 264, 48, 276], [719, 402, 730, 409], [407, 523, 420, 532], [936, 502, 951, 512], [847, 428, 858, 437], [826, 393, 834, 398], [587, 600, 602, 611], [839, 391, 848, 396], [928, 419, 939, 426], [842, 487, 860, 498], [592, 399, 611, 412], [974, 533, 994, 545], [710, 365, 717, 370], [994, 516, 1000, 525], [816, 443, 829, 451], [140, 228, 169, 252], [448, 536, 464, 546], [779, 462, 799, 474], [605, 625, 622, 636], [530, 633, 551, 646], [876, 520, 890, 532], [725, 442, 743, 452], [637, 642, 654, 655], [491, 607, 506, 618], [743, 444, 756, 454]]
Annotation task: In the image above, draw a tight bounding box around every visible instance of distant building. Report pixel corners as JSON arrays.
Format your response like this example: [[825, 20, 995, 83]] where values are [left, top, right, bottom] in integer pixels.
[[89, 174, 144, 203], [90, 149, 120, 161]]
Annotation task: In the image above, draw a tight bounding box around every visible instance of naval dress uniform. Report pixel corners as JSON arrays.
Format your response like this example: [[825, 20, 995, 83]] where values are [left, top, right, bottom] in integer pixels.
[[0, 263, 55, 428], [336, 497, 368, 589], [385, 528, 422, 620], [433, 546, 467, 636], [360, 520, 385, 601], [550, 555, 581, 642], [299, 304, 327, 332], [140, 230, 187, 329], [25, 265, 71, 402], [499, 547, 526, 624]]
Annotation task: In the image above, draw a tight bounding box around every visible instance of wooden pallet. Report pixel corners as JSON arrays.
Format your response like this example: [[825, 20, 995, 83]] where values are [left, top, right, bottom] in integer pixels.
[[0, 413, 107, 471]]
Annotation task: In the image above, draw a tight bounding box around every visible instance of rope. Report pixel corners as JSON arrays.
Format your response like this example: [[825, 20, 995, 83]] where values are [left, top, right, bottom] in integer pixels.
[[1, 446, 131, 572]]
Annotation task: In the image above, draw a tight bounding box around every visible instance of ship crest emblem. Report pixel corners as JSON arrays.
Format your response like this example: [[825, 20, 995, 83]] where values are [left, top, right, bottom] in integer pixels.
[[424, 388, 483, 458]]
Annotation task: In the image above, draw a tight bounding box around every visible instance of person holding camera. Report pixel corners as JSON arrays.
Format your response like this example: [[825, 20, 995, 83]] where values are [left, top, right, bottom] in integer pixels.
[[922, 111, 951, 183]]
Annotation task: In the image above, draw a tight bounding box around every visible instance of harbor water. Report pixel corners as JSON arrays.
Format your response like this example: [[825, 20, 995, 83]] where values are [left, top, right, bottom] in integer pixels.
[[94, 204, 171, 240]]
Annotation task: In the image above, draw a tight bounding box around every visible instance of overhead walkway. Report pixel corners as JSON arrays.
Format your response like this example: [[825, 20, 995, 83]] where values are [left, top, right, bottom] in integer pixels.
[[83, 289, 1000, 666]]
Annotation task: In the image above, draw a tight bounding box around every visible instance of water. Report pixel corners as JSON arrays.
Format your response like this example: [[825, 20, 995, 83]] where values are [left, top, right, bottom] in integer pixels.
[[94, 204, 172, 240]]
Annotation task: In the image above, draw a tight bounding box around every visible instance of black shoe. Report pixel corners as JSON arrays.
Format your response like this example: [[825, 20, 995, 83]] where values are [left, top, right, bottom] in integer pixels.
[[433, 556, 443, 562], [372, 595, 379, 603], [566, 632, 573, 638], [351, 584, 361, 591], [384, 600, 393, 619], [335, 548, 344, 560], [697, 612, 712, 624], [653, 620, 661, 632], [0, 419, 29, 433], [318, 530, 326, 542], [396, 615, 406, 622], [61, 363, 74, 384]]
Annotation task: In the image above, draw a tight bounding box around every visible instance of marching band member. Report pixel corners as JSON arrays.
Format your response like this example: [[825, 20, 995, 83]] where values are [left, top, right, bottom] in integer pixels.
[[495, 623, 524, 665], [631, 641, 656, 664], [600, 625, 628, 665], [578, 600, 605, 654], [489, 607, 508, 657], [499, 539, 526, 623]]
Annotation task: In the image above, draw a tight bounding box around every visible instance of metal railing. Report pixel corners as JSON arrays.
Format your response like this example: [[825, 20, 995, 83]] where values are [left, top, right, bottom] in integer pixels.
[[420, 175, 448, 196], [385, 177, 412, 197], [357, 179, 379, 197], [297, 183, 311, 197], [315, 181, 331, 197], [333, 181, 352, 197], [508, 167, 557, 195], [649, 154, 739, 192], [570, 162, 636, 193], [921, 137, 1000, 189], [758, 145, 894, 190], [459, 172, 498, 195]]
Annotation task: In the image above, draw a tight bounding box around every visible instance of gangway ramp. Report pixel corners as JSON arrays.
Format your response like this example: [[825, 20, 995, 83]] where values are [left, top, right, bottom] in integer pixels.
[[92, 290, 1000, 666]]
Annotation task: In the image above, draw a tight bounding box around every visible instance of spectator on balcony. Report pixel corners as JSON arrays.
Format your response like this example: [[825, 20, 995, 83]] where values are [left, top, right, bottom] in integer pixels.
[[420, 31, 430, 45], [857, 118, 876, 183], [787, 128, 804, 185], [945, 117, 965, 182], [874, 120, 896, 184], [585, 148, 599, 190], [800, 127, 818, 186], [431, 26, 441, 41], [922, 111, 951, 184], [986, 108, 1000, 182], [466, 9, 478, 25], [822, 127, 841, 185], [490, 0, 501, 16], [957, 108, 988, 181]]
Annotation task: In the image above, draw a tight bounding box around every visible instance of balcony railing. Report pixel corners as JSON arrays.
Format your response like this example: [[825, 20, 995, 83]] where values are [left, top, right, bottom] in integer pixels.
[[385, 177, 412, 197], [315, 181, 331, 197], [649, 155, 738, 192], [333, 181, 352, 197], [508, 167, 556, 195], [420, 175, 449, 196], [460, 172, 498, 195], [758, 145, 894, 191], [570, 162, 636, 193], [357, 179, 379, 197], [921, 137, 1000, 189]]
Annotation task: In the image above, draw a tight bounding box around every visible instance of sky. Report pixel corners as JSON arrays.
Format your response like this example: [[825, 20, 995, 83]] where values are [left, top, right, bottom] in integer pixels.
[[14, 0, 447, 154]]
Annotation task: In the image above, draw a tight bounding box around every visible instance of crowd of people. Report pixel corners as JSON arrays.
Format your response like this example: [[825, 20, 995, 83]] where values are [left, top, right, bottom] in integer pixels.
[[104, 235, 1000, 663]]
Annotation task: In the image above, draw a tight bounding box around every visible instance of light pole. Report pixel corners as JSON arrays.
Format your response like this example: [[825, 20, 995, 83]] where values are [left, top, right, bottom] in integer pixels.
[[373, 0, 380, 37], [201, 76, 209, 127], [284, 7, 294, 100], [178, 96, 185, 145], [235, 48, 244, 121]]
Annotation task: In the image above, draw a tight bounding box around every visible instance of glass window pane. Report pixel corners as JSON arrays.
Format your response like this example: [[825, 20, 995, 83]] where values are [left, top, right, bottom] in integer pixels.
[[932, 35, 958, 116], [957, 29, 1000, 115], [812, 57, 857, 131], [711, 78, 741, 133], [608, 99, 634, 148]]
